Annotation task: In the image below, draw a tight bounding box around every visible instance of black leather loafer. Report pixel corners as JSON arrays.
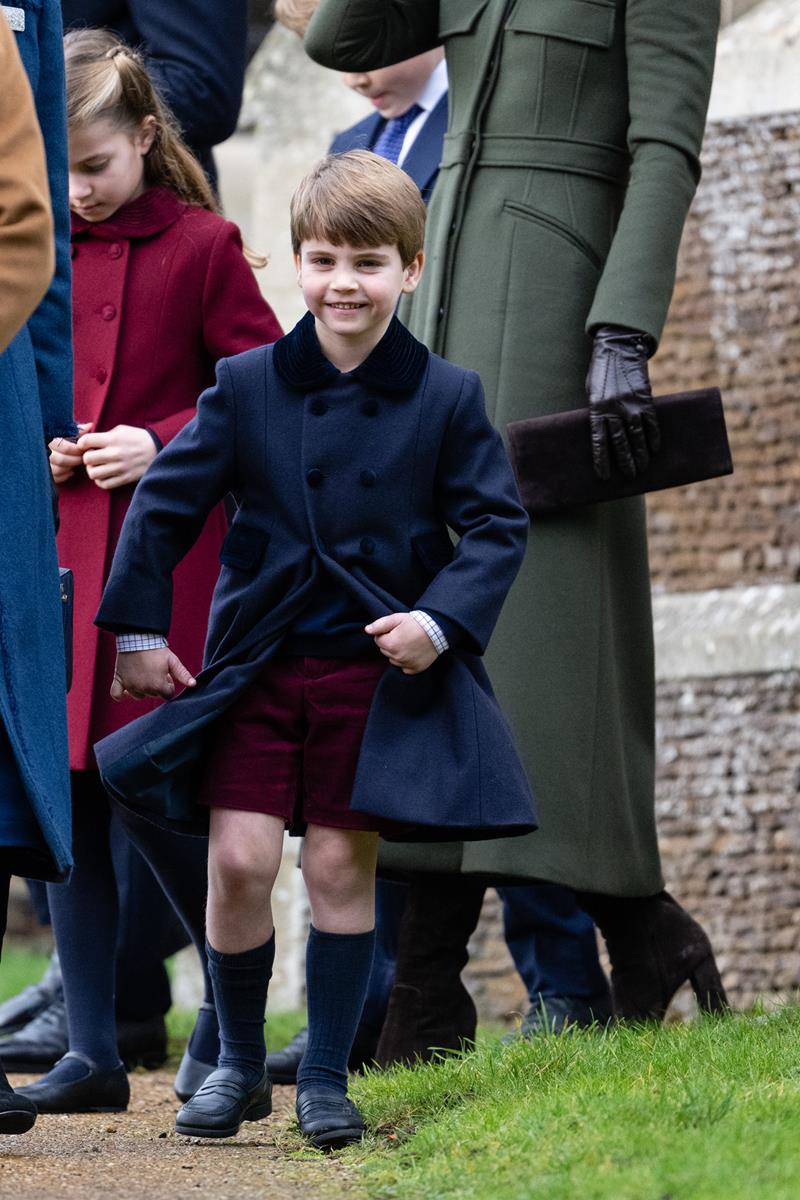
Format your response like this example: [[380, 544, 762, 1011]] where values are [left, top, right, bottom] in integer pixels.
[[0, 954, 62, 1037], [175, 1066, 271, 1139], [0, 1065, 37, 1135], [296, 1087, 365, 1151], [16, 1052, 129, 1113], [265, 1027, 309, 1085], [0, 997, 68, 1071]]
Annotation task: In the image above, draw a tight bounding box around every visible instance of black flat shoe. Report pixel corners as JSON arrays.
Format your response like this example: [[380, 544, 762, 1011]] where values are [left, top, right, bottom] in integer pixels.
[[265, 1027, 309, 1085], [296, 1087, 365, 1151], [175, 1066, 271, 1139], [16, 1052, 129, 1113], [0, 953, 61, 1038], [0, 1064, 37, 1135]]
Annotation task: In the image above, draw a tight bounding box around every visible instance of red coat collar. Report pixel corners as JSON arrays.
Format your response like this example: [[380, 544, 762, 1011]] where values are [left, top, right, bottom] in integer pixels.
[[70, 187, 188, 240]]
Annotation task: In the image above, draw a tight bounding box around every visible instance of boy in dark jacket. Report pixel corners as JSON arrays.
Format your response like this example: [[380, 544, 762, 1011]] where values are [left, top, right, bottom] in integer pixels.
[[96, 150, 534, 1149]]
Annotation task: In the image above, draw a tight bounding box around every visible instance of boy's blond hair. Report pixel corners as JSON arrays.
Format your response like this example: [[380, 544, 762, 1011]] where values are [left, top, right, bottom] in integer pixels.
[[273, 0, 319, 37], [290, 151, 426, 267]]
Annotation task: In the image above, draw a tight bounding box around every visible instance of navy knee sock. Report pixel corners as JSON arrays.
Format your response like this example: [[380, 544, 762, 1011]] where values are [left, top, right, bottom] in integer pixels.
[[296, 926, 376, 1097], [46, 773, 120, 1075], [206, 935, 274, 1089]]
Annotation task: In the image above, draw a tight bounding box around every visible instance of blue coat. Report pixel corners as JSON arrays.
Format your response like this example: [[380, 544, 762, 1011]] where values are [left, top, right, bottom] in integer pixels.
[[329, 91, 447, 204], [0, 0, 75, 880], [61, 0, 248, 182], [94, 315, 536, 840]]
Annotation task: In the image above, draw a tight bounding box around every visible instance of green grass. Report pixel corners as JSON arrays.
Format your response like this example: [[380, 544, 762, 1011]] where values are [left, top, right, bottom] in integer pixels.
[[342, 1009, 800, 1200], [0, 946, 50, 1003]]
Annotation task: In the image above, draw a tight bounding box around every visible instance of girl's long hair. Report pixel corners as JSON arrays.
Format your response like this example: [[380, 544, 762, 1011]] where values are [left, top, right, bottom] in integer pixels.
[[64, 28, 219, 213]]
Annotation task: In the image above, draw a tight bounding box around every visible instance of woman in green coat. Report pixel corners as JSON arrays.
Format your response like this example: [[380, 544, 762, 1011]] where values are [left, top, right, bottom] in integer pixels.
[[305, 0, 726, 1037]]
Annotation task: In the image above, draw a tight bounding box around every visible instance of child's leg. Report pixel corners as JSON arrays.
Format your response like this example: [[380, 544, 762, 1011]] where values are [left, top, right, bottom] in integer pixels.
[[297, 825, 378, 1096], [205, 808, 284, 1086]]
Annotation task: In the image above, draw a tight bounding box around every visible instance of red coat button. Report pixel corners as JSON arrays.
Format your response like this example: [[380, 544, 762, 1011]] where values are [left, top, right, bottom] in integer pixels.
[[96, 367, 108, 384], [108, 243, 123, 259], [100, 304, 117, 321]]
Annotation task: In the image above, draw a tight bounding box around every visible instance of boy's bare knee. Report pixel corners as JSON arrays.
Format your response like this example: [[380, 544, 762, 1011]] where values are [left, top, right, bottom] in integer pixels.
[[210, 842, 276, 902]]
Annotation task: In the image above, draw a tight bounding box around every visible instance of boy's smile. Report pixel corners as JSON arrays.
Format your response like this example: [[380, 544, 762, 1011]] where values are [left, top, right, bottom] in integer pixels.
[[295, 239, 423, 372]]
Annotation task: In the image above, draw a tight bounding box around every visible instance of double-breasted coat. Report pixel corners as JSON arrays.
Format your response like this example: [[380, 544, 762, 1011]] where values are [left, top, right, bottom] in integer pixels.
[[0, 2, 76, 882], [61, 187, 282, 770], [94, 315, 536, 840], [306, 0, 719, 894]]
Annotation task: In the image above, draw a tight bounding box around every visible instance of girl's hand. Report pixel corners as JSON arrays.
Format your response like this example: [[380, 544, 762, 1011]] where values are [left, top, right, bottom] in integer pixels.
[[365, 613, 439, 675], [48, 421, 93, 485], [111, 649, 196, 701], [79, 424, 157, 490]]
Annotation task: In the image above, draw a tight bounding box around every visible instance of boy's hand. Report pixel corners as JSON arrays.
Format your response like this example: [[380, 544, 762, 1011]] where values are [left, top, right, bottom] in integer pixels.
[[48, 422, 93, 485], [79, 424, 157, 490], [365, 613, 438, 675], [111, 649, 196, 701]]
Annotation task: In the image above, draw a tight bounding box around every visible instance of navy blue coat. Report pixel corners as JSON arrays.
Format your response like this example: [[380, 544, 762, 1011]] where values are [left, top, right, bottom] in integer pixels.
[[61, 0, 248, 181], [329, 91, 447, 205], [94, 315, 536, 840], [0, 0, 75, 880]]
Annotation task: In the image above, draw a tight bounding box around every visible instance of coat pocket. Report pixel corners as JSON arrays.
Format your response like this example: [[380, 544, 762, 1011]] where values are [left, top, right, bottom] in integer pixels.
[[218, 521, 270, 571], [503, 200, 602, 271], [506, 0, 615, 48], [412, 531, 455, 575], [438, 0, 490, 37]]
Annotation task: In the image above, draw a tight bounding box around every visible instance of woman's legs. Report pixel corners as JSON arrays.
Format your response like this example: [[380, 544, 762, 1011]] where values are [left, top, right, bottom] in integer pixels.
[[297, 826, 377, 1096]]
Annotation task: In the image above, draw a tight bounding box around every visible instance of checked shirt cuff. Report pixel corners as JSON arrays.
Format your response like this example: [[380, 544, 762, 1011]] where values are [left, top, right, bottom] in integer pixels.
[[116, 633, 169, 653], [409, 611, 449, 655]]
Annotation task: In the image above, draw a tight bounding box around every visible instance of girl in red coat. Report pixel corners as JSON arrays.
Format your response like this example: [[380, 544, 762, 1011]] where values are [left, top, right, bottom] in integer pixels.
[[21, 30, 282, 1114]]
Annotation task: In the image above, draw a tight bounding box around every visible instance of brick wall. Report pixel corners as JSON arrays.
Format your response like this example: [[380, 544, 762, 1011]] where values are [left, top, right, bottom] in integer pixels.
[[647, 113, 800, 594]]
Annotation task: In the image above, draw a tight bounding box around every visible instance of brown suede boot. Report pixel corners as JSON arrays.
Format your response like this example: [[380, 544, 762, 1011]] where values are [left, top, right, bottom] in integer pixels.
[[374, 874, 486, 1067], [578, 890, 728, 1021]]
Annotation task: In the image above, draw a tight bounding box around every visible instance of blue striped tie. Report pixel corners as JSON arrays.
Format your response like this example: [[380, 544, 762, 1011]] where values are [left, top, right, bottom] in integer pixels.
[[371, 104, 423, 164]]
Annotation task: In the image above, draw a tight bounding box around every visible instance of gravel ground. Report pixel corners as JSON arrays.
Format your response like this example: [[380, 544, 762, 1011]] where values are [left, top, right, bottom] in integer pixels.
[[1, 1071, 366, 1200]]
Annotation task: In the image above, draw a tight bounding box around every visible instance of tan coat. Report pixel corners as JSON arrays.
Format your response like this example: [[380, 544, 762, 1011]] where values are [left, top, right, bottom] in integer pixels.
[[0, 14, 53, 352]]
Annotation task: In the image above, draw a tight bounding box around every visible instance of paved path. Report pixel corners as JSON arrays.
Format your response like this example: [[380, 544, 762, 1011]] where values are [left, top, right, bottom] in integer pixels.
[[1, 1071, 365, 1200]]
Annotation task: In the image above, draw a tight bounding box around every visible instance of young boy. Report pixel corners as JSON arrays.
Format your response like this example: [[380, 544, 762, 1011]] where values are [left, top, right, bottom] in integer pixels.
[[94, 150, 535, 1149]]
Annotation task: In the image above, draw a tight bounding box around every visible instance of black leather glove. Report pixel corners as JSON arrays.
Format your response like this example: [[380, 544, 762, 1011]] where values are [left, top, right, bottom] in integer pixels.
[[586, 325, 660, 481]]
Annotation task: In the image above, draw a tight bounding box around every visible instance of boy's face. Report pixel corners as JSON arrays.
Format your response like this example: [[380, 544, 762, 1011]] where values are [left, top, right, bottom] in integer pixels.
[[295, 240, 423, 349], [342, 49, 444, 120]]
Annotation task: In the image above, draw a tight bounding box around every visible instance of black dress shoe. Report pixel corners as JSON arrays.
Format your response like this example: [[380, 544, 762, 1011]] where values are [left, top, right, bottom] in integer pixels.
[[265, 1027, 309, 1085], [503, 992, 614, 1041], [0, 1064, 37, 1135], [296, 1087, 365, 1151], [116, 1014, 167, 1070], [0, 997, 68, 1072], [0, 954, 61, 1038], [16, 1052, 130, 1113], [175, 1066, 271, 1139]]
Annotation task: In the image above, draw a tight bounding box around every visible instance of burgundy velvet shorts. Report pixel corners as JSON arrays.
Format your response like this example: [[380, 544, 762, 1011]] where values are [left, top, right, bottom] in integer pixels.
[[199, 656, 389, 834]]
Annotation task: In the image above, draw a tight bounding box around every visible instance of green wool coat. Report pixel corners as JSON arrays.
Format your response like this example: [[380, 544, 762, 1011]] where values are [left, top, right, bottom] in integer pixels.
[[307, 0, 719, 895]]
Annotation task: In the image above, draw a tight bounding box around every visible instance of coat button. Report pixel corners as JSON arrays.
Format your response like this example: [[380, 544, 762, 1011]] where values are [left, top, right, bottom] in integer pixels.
[[361, 399, 378, 416], [306, 468, 324, 488], [310, 399, 328, 416], [360, 469, 376, 487], [100, 303, 117, 321], [360, 537, 375, 555], [108, 243, 123, 259], [96, 367, 108, 383]]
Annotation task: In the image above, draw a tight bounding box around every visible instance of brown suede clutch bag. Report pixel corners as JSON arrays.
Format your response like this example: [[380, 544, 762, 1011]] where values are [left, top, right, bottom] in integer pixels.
[[506, 387, 733, 516]]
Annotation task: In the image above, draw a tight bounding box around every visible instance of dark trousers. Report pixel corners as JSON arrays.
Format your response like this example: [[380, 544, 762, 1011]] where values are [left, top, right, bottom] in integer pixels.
[[364, 878, 607, 1021]]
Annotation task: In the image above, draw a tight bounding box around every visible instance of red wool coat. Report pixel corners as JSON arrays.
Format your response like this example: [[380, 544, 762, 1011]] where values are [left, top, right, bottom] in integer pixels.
[[60, 187, 282, 769]]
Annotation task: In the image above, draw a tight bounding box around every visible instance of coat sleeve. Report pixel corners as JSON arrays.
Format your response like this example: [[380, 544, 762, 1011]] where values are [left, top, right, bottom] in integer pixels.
[[0, 17, 53, 354], [95, 358, 238, 634], [128, 0, 247, 150], [24, 0, 78, 440], [414, 369, 529, 655], [306, 0, 440, 70], [146, 221, 282, 448], [585, 0, 719, 343]]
